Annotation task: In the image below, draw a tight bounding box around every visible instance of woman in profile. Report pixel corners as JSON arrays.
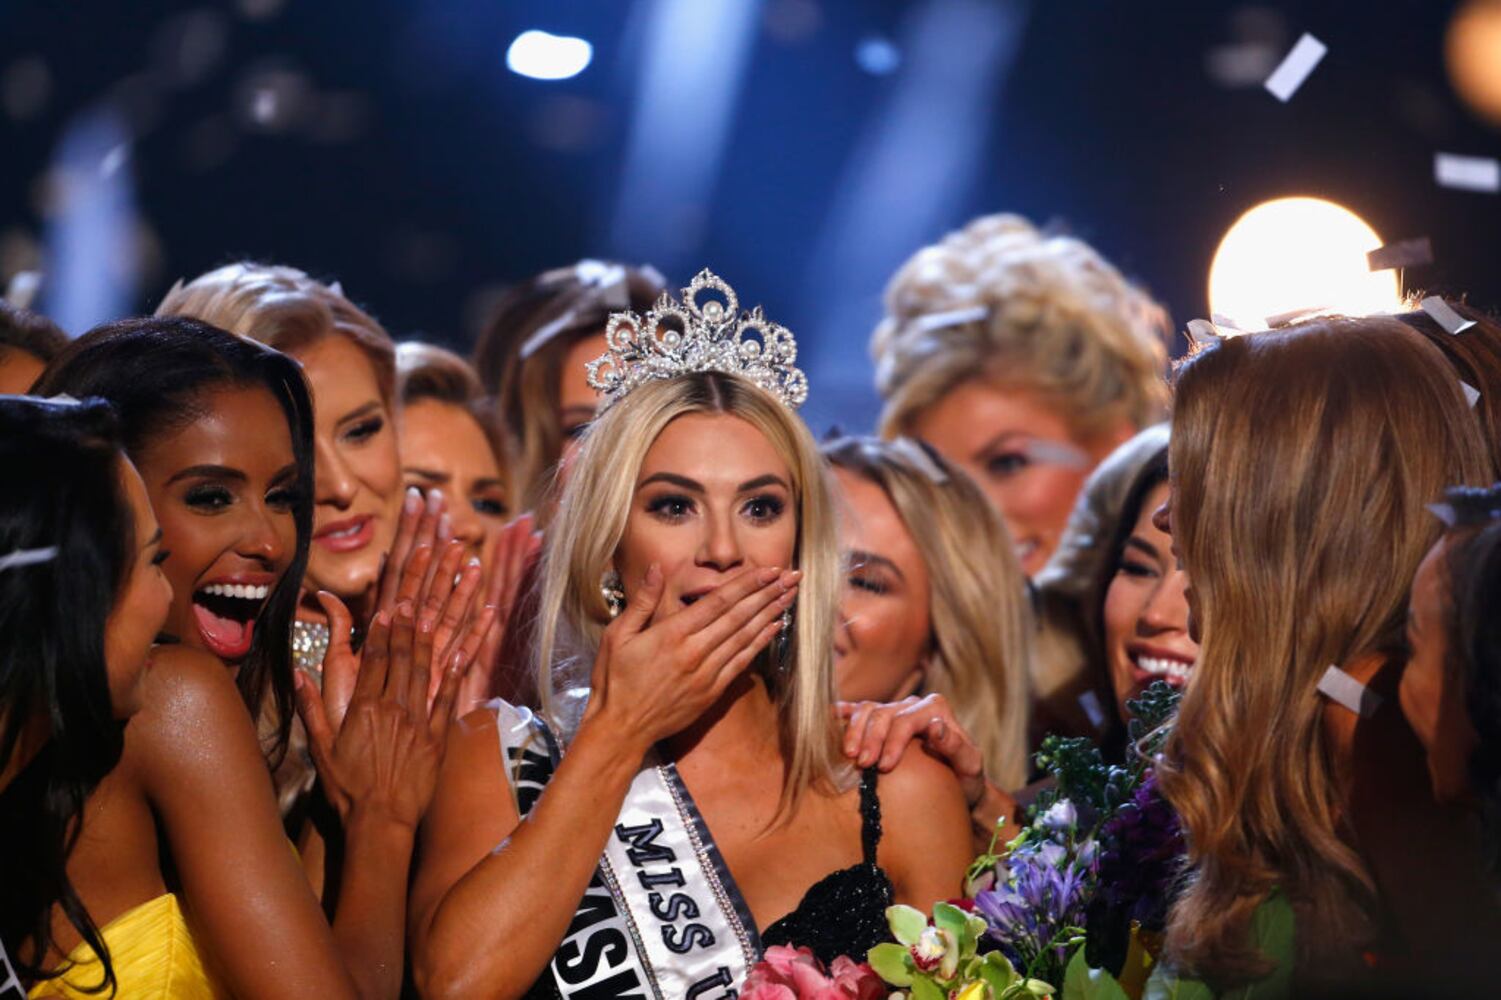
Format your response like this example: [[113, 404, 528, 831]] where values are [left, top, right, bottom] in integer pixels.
[[410, 271, 972, 999], [0, 396, 171, 997]]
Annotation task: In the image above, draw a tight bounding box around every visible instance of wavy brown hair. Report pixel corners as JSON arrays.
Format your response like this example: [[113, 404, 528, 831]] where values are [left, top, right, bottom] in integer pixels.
[[1159, 317, 1493, 986]]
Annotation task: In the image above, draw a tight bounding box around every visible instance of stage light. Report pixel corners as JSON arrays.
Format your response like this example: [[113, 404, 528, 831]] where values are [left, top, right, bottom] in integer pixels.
[[506, 30, 593, 81], [1207, 197, 1400, 330], [855, 37, 901, 76], [1446, 0, 1501, 127]]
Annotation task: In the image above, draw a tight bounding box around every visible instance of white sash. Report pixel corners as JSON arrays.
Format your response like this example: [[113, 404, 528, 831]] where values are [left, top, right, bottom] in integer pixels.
[[494, 701, 758, 1000]]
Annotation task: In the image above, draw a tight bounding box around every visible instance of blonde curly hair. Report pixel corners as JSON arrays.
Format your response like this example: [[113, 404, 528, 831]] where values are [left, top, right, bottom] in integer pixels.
[[871, 214, 1171, 441]]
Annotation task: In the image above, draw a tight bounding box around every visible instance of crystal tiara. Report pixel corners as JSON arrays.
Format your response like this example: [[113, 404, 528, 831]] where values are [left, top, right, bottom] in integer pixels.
[[585, 269, 808, 412]]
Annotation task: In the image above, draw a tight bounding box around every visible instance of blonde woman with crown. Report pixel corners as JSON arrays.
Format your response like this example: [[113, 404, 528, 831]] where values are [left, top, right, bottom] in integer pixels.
[[409, 272, 972, 999]]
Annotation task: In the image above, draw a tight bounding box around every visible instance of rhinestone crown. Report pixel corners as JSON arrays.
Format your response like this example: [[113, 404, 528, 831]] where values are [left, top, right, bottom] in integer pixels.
[[585, 269, 808, 412]]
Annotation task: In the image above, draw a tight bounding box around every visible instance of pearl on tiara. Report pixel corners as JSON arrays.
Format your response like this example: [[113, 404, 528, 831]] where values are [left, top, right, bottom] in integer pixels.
[[585, 269, 809, 412]]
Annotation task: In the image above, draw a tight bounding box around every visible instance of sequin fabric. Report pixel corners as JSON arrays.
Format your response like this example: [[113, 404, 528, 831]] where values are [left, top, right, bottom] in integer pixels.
[[291, 619, 330, 673], [760, 767, 894, 966]]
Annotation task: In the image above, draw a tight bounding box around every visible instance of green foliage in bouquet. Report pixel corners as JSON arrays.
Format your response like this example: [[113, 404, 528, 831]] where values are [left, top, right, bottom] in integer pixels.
[[1029, 683, 1180, 828]]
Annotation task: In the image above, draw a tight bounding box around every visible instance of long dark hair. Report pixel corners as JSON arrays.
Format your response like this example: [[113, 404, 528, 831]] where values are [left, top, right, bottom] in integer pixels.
[[33, 316, 315, 765], [1435, 484, 1501, 884], [0, 395, 132, 994]]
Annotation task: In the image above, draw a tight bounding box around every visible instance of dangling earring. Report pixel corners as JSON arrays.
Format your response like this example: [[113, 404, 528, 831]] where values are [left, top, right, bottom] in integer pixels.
[[773, 604, 795, 678], [601, 571, 625, 619]]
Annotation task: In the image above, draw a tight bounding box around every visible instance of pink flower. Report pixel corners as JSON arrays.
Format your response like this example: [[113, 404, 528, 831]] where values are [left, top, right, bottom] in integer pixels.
[[829, 956, 887, 1000], [743, 946, 888, 1000]]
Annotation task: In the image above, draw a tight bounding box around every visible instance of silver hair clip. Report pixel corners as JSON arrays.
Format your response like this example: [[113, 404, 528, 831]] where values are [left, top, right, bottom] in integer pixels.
[[519, 261, 667, 360], [1421, 296, 1477, 336], [889, 437, 948, 485], [0, 546, 59, 574], [1316, 664, 1383, 719], [907, 305, 990, 336]]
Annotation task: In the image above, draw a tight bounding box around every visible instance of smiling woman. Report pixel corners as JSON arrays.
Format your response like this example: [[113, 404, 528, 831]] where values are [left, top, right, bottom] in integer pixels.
[[157, 262, 402, 640], [34, 317, 313, 759]]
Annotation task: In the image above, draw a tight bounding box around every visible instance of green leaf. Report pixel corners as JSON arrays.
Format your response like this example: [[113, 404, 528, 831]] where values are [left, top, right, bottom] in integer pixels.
[[868, 943, 915, 987], [911, 975, 946, 1000], [1061, 948, 1129, 1000], [888, 904, 929, 946], [1025, 981, 1057, 997]]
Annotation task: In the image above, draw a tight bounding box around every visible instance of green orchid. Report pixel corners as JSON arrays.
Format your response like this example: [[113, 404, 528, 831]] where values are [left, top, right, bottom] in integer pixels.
[[869, 904, 1057, 1000]]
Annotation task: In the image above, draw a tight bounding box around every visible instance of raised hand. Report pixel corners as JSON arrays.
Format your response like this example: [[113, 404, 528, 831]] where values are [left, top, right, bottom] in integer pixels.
[[584, 563, 800, 752], [293, 602, 465, 829], [373, 486, 450, 621]]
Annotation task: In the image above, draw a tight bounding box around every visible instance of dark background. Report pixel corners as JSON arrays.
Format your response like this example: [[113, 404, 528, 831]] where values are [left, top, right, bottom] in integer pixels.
[[2, 0, 1498, 432]]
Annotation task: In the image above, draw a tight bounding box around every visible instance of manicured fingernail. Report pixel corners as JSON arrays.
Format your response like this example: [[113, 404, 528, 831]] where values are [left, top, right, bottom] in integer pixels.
[[780, 570, 801, 588], [758, 567, 780, 585], [438, 514, 452, 539], [779, 590, 796, 607], [427, 488, 444, 513], [405, 487, 422, 514]]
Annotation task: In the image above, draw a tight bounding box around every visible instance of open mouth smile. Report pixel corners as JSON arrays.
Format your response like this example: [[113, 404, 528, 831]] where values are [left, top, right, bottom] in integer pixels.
[[191, 579, 272, 661]]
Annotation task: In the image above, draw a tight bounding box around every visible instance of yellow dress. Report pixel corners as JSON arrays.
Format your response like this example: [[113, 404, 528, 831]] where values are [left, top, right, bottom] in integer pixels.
[[29, 894, 225, 999]]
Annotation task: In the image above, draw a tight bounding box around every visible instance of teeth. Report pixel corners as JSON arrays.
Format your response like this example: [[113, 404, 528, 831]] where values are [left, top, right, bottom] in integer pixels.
[[200, 584, 270, 600], [329, 522, 361, 538], [1137, 656, 1193, 682]]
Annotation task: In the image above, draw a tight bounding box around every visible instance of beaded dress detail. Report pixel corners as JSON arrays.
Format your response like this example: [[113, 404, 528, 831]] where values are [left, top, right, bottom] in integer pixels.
[[760, 767, 893, 966]]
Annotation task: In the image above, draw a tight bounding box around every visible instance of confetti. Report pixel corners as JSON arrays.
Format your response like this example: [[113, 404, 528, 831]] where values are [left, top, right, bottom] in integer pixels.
[[3, 270, 41, 309], [1435, 152, 1500, 193], [1265, 304, 1329, 328], [1421, 296, 1477, 335], [98, 143, 130, 179], [1264, 32, 1326, 102], [1462, 381, 1482, 408], [1186, 319, 1224, 347], [1317, 664, 1382, 718], [1366, 237, 1433, 271]]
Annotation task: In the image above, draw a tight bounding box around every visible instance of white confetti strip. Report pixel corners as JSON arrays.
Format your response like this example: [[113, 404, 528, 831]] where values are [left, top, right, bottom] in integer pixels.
[[1462, 381, 1482, 408], [1421, 296, 1477, 335], [1435, 153, 1500, 193], [1317, 664, 1382, 718], [1264, 33, 1327, 102]]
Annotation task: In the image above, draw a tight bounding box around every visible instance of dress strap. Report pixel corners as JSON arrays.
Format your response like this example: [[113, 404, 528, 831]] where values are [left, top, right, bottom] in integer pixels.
[[859, 766, 882, 865]]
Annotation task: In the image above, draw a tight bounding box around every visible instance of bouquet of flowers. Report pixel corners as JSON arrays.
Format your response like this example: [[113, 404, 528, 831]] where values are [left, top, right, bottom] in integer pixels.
[[741, 682, 1186, 1000]]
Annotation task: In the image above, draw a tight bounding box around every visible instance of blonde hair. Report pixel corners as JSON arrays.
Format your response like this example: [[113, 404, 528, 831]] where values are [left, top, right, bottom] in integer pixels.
[[824, 437, 1033, 789], [536, 372, 843, 805], [157, 262, 396, 404], [1159, 317, 1494, 985], [396, 341, 509, 480], [871, 214, 1170, 442]]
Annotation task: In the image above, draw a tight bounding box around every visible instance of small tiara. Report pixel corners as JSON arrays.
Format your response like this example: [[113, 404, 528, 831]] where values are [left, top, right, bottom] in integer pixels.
[[585, 269, 808, 412]]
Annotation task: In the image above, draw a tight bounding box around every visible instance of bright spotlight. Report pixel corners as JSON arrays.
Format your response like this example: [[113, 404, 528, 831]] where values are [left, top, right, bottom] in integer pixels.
[[506, 30, 593, 81], [1207, 196, 1401, 330]]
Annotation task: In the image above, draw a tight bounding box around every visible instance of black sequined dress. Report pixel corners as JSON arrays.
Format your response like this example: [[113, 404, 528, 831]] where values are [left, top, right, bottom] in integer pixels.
[[757, 766, 894, 966]]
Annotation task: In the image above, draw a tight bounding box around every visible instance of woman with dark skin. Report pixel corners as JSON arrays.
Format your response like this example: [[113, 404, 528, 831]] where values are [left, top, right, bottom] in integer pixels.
[[32, 318, 488, 998], [0, 396, 171, 997]]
